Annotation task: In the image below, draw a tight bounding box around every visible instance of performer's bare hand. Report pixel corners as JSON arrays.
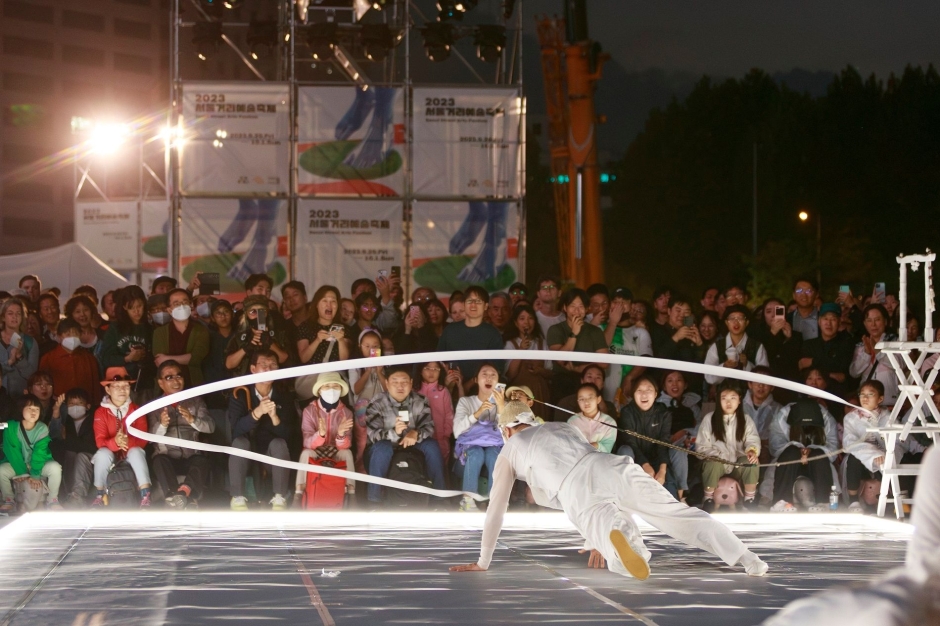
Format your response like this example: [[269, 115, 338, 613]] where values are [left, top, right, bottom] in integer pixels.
[[580, 549, 605, 569], [450, 563, 486, 572]]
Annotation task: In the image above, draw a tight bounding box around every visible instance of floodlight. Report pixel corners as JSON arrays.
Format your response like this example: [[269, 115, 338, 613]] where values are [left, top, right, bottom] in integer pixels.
[[193, 21, 223, 60], [304, 22, 338, 61], [361, 23, 401, 62], [247, 20, 279, 59], [474, 25, 506, 63], [421, 22, 457, 62], [90, 123, 129, 155]]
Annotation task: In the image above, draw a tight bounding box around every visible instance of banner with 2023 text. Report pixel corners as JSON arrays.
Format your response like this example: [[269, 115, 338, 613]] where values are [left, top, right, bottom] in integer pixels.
[[412, 87, 523, 198], [74, 201, 139, 271], [180, 83, 290, 195]]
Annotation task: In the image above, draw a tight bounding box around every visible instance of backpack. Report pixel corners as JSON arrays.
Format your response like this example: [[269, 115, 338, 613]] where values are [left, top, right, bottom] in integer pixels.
[[302, 457, 346, 510], [386, 447, 431, 508], [106, 460, 139, 508]]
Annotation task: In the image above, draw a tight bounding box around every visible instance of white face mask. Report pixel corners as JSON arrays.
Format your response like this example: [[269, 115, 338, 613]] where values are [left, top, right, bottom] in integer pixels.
[[320, 388, 341, 404], [151, 312, 170, 325], [171, 305, 192, 321], [67, 405, 86, 419], [196, 302, 211, 318], [61, 336, 80, 351]]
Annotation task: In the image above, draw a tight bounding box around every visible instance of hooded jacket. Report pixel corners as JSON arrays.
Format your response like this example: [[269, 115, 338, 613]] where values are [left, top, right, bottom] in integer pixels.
[[93, 397, 146, 452], [2, 420, 52, 477], [616, 401, 672, 468]]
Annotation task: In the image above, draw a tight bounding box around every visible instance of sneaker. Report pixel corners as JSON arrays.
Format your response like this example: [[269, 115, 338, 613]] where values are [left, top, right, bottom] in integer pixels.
[[458, 495, 476, 512], [807, 504, 828, 513], [742, 498, 760, 512], [139, 493, 152, 509], [292, 492, 304, 509], [609, 529, 651, 581], [848, 501, 865, 514], [0, 499, 14, 515], [46, 499, 64, 510], [770, 500, 797, 513], [270, 494, 288, 511], [230, 496, 249, 511], [66, 493, 86, 508], [165, 493, 188, 509], [742, 551, 769, 577], [701, 498, 716, 514], [91, 495, 105, 508]]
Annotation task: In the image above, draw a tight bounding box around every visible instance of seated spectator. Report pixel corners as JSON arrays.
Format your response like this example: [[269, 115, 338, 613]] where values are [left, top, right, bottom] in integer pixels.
[[37, 293, 61, 356], [534, 276, 565, 337], [548, 287, 609, 400], [454, 363, 504, 511], [842, 380, 894, 513], [751, 297, 801, 381], [148, 360, 215, 509], [507, 282, 528, 307], [849, 303, 899, 406], [486, 292, 511, 334], [294, 373, 356, 507], [227, 350, 294, 511], [567, 382, 617, 453], [152, 289, 210, 388], [92, 367, 151, 508], [657, 370, 702, 426], [148, 294, 170, 327], [788, 278, 820, 340], [437, 285, 504, 389], [27, 371, 59, 433], [448, 292, 466, 323], [616, 375, 676, 496], [50, 388, 97, 507], [365, 365, 445, 504], [65, 295, 103, 354], [742, 366, 782, 455], [0, 297, 39, 395], [297, 285, 349, 365], [698, 382, 761, 512], [39, 319, 101, 404], [704, 304, 769, 385], [799, 302, 856, 398], [423, 299, 449, 342], [503, 303, 552, 419], [100, 286, 154, 399], [150, 275, 177, 295], [553, 364, 613, 421], [417, 361, 454, 468], [0, 394, 63, 512], [348, 330, 388, 472], [204, 300, 235, 384], [225, 295, 289, 377], [600, 287, 652, 406]]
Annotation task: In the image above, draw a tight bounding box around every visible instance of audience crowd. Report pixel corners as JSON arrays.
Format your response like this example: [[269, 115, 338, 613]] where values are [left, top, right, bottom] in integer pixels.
[[0, 270, 930, 515]]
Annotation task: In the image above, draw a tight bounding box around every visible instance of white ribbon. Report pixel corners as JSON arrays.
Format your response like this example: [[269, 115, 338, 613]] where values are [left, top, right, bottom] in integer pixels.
[[124, 350, 857, 502]]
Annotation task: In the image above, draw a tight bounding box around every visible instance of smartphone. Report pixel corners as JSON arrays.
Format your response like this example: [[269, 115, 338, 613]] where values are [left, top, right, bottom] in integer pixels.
[[390, 266, 401, 280], [330, 324, 344, 334], [774, 306, 785, 319], [682, 316, 694, 328], [839, 285, 850, 294], [200, 272, 221, 296], [9, 332, 22, 349], [494, 382, 506, 394], [874, 282, 886, 303], [397, 410, 409, 424], [369, 347, 382, 357], [377, 269, 388, 279], [256, 308, 267, 332]]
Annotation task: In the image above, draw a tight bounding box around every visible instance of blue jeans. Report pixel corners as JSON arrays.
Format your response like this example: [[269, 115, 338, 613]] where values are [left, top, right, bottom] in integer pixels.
[[616, 445, 679, 498], [454, 446, 500, 495], [367, 439, 445, 502]]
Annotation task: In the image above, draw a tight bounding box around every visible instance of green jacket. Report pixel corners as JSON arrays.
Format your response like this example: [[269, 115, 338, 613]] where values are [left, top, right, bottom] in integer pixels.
[[3, 421, 52, 477], [152, 321, 210, 386]]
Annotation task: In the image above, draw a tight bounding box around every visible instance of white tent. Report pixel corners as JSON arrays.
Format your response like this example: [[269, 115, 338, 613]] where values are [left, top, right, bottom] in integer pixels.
[[0, 243, 129, 296]]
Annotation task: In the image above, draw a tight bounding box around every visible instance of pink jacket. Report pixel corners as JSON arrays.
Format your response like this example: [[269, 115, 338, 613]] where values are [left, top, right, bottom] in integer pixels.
[[418, 381, 454, 463], [301, 401, 353, 450]]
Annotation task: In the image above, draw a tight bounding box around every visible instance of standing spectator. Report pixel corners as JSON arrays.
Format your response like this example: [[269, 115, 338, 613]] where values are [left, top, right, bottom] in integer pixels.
[[350, 278, 376, 300], [703, 304, 769, 385], [585, 283, 609, 326], [503, 303, 552, 419], [101, 290, 117, 325], [799, 302, 856, 398], [696, 310, 721, 363], [396, 302, 438, 354], [723, 285, 748, 308], [700, 287, 720, 312], [650, 286, 672, 332], [39, 319, 101, 404], [487, 292, 512, 334], [449, 293, 466, 323], [52, 388, 97, 506], [148, 294, 170, 327], [453, 364, 504, 511], [567, 383, 617, 453], [152, 289, 210, 388], [204, 300, 235, 384], [350, 291, 381, 339], [0, 394, 63, 512], [227, 350, 294, 511], [364, 365, 446, 504], [244, 273, 274, 299], [751, 297, 801, 382], [297, 285, 349, 365], [150, 276, 177, 295], [225, 295, 290, 377], [294, 372, 357, 506], [507, 282, 528, 307], [547, 288, 609, 400], [630, 300, 650, 330], [650, 296, 704, 366], [280, 280, 310, 361], [788, 278, 820, 340], [18, 275, 41, 307], [147, 360, 215, 509], [849, 304, 898, 406], [0, 297, 39, 395], [417, 361, 455, 467], [100, 286, 154, 398], [534, 276, 565, 338], [424, 299, 449, 342], [65, 295, 103, 353], [374, 273, 403, 337], [348, 330, 388, 472], [437, 286, 504, 387], [91, 368, 151, 508], [601, 287, 652, 405], [411, 287, 435, 305], [37, 293, 61, 355], [339, 298, 356, 327]]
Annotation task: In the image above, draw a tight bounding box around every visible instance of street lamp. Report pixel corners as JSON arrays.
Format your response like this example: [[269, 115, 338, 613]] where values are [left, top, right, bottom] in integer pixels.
[[798, 209, 821, 288]]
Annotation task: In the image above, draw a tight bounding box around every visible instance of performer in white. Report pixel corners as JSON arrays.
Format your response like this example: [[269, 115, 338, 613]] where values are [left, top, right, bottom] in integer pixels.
[[764, 447, 940, 625], [450, 401, 768, 579]]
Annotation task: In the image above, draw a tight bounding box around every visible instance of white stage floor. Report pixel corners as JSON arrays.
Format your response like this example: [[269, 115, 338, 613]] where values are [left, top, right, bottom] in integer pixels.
[[0, 511, 912, 626]]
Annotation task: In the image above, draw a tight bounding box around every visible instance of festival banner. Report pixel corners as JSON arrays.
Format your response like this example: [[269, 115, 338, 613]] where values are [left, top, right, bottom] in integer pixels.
[[180, 83, 290, 195], [296, 86, 405, 197], [294, 200, 403, 292], [412, 87, 523, 198], [411, 200, 521, 296], [74, 201, 139, 271], [179, 198, 289, 298], [140, 200, 169, 274]]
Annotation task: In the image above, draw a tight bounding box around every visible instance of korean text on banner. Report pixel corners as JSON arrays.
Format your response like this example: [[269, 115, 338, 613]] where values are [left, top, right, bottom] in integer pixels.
[[297, 86, 405, 197], [74, 201, 139, 271], [412, 88, 523, 198], [180, 198, 289, 297], [294, 200, 403, 292], [180, 83, 290, 195], [411, 201, 520, 296]]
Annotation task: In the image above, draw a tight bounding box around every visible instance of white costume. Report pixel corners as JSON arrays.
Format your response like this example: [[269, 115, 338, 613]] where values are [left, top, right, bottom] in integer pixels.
[[764, 448, 940, 625], [476, 422, 759, 576]]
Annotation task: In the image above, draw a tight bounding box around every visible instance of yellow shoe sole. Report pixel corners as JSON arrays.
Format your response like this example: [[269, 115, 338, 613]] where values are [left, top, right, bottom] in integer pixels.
[[609, 529, 650, 581]]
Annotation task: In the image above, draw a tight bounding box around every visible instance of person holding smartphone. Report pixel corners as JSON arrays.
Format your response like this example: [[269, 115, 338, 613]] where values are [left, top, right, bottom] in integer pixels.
[[0, 297, 38, 395], [225, 295, 289, 377], [100, 286, 154, 401], [297, 285, 349, 366], [750, 297, 801, 382], [547, 288, 610, 401]]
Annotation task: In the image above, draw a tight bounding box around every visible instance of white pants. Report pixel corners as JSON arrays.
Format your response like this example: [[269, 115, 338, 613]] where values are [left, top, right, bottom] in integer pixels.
[[93, 447, 150, 489], [0, 461, 62, 502], [558, 453, 749, 578], [295, 448, 356, 493]]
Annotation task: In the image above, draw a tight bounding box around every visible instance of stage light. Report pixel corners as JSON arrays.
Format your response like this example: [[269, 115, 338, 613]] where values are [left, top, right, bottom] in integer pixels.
[[799, 210, 809, 222], [473, 24, 505, 63], [223, 0, 244, 8], [89, 122, 129, 155], [371, 0, 389, 10], [420, 22, 457, 62], [304, 22, 338, 61], [247, 20, 279, 60], [193, 21, 223, 60], [361, 23, 401, 62]]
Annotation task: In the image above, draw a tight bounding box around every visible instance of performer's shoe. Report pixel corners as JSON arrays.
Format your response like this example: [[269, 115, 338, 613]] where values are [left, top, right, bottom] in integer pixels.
[[609, 529, 650, 581], [742, 551, 769, 577]]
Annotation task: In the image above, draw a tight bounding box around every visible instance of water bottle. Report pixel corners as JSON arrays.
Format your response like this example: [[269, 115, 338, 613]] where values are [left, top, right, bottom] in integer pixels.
[[829, 486, 839, 511]]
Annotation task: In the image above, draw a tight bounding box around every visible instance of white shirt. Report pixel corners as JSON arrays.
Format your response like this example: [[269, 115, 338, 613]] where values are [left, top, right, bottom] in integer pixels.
[[849, 343, 900, 406], [704, 334, 769, 384], [503, 338, 553, 371], [536, 309, 565, 340], [454, 395, 498, 439], [743, 391, 782, 442], [842, 407, 895, 472]]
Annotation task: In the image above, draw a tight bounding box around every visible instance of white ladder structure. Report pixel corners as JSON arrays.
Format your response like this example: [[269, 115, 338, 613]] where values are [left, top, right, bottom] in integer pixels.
[[874, 249, 940, 518]]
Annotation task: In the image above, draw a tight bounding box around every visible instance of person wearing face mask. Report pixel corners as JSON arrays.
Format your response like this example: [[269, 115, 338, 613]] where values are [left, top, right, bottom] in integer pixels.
[[152, 288, 210, 388], [101, 286, 154, 401], [147, 294, 170, 327], [293, 372, 356, 508], [39, 319, 101, 405], [49, 388, 97, 507], [224, 295, 289, 378]]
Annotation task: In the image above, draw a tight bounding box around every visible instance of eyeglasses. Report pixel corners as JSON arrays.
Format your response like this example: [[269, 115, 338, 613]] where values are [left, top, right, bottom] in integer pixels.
[[33, 382, 52, 388], [539, 285, 557, 292], [726, 316, 747, 323], [510, 289, 527, 296], [414, 295, 432, 303], [795, 288, 815, 295], [423, 366, 441, 372], [465, 299, 484, 305], [360, 306, 378, 312], [162, 374, 183, 382]]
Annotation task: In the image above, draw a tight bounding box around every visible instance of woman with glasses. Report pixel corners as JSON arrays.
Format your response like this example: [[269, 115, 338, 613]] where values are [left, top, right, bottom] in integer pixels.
[[225, 295, 289, 378], [849, 303, 899, 406], [703, 304, 769, 386], [350, 292, 380, 339]]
